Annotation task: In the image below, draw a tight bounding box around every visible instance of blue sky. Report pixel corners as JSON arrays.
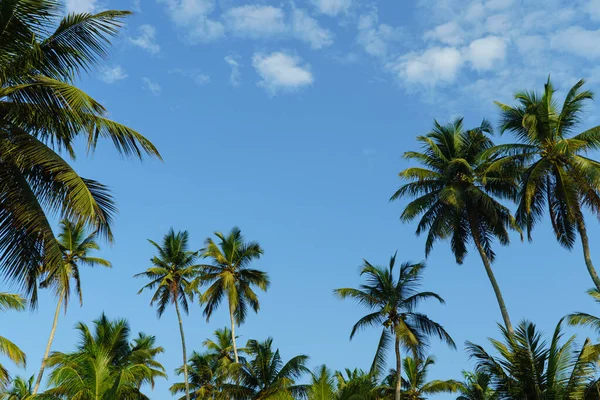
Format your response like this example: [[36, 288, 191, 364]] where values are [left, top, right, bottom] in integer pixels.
[[4, 0, 600, 398]]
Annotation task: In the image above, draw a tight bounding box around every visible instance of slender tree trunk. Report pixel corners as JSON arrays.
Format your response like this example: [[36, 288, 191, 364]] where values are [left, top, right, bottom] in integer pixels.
[[472, 232, 514, 336], [33, 295, 63, 394], [229, 302, 239, 363], [175, 300, 191, 400], [576, 217, 600, 291], [394, 330, 401, 400]]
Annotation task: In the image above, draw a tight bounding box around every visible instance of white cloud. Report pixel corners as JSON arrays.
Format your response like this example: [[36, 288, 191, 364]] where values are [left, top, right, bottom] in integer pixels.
[[586, 0, 600, 20], [65, 0, 97, 13], [130, 25, 160, 54], [310, 0, 351, 16], [143, 77, 161, 95], [224, 5, 286, 38], [485, 0, 514, 10], [252, 52, 313, 95], [291, 8, 334, 49], [485, 13, 510, 34], [159, 0, 225, 43], [170, 69, 210, 86], [98, 66, 127, 83], [389, 47, 463, 86], [551, 26, 600, 59], [465, 35, 507, 70], [225, 55, 241, 86], [357, 11, 401, 58], [424, 21, 465, 45]]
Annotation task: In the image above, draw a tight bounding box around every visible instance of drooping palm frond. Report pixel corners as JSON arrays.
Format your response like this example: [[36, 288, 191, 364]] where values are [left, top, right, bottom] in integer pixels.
[[0, 293, 26, 390]]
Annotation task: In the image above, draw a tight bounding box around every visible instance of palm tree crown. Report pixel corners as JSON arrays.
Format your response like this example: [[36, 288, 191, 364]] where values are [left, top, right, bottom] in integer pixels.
[[0, 0, 160, 300], [201, 227, 270, 362], [392, 118, 520, 334], [335, 253, 455, 400], [394, 355, 459, 399], [492, 78, 600, 291]]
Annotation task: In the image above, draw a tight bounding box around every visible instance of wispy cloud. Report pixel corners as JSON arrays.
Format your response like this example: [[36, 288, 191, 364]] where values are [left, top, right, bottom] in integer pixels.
[[130, 25, 161, 54], [98, 66, 127, 83], [170, 69, 211, 86], [225, 55, 242, 86], [224, 5, 287, 38], [253, 52, 313, 95], [291, 8, 334, 49], [65, 0, 97, 13], [142, 77, 162, 95], [158, 0, 225, 43], [310, 0, 351, 16]]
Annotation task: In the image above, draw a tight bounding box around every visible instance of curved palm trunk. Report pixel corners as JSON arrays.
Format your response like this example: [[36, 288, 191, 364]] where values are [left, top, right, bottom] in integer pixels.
[[229, 303, 239, 363], [175, 300, 191, 400], [576, 217, 600, 291], [394, 330, 402, 400], [472, 233, 514, 336], [33, 295, 63, 394]]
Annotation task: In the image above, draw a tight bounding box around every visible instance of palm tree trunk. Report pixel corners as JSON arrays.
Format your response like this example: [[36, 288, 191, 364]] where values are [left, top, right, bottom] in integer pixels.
[[229, 302, 239, 363], [576, 216, 600, 291], [472, 232, 514, 336], [394, 330, 401, 400], [175, 300, 191, 400], [33, 295, 63, 394]]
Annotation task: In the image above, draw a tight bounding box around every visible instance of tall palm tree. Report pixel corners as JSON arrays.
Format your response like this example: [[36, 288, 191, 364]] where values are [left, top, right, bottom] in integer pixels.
[[492, 78, 600, 291], [466, 319, 598, 399], [0, 0, 160, 299], [33, 219, 111, 394], [0, 376, 34, 400], [41, 314, 166, 399], [0, 293, 26, 391], [334, 253, 455, 400], [391, 119, 520, 334], [135, 229, 201, 400], [170, 352, 223, 400], [456, 371, 496, 400], [201, 227, 270, 363], [223, 338, 309, 400], [387, 355, 458, 400]]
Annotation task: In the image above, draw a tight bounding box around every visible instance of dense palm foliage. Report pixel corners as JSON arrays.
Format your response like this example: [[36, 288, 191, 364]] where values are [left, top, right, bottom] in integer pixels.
[[41, 314, 166, 399], [34, 219, 111, 394], [456, 372, 496, 400], [335, 253, 455, 400], [136, 229, 201, 400], [0, 376, 33, 400], [0, 293, 26, 391], [392, 119, 520, 334], [0, 0, 160, 299], [201, 227, 270, 362], [492, 79, 600, 291], [466, 319, 598, 399], [223, 338, 309, 400]]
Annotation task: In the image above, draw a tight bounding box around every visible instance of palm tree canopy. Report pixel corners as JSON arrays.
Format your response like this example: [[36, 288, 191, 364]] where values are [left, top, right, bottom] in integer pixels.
[[135, 228, 201, 317], [170, 351, 223, 400], [224, 338, 309, 400], [0, 375, 34, 400], [42, 313, 166, 399], [201, 227, 269, 324], [0, 0, 160, 301], [456, 371, 497, 400], [395, 355, 459, 399], [308, 365, 336, 400], [39, 219, 111, 309], [0, 293, 26, 390], [466, 319, 598, 399], [491, 78, 600, 247], [334, 253, 455, 374], [391, 118, 520, 264]]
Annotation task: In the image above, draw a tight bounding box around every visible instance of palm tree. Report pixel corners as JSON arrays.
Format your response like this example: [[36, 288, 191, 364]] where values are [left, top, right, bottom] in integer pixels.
[[308, 365, 336, 400], [201, 227, 270, 363], [0, 293, 26, 391], [456, 371, 496, 400], [135, 229, 201, 400], [335, 369, 382, 400], [223, 338, 309, 400], [391, 118, 520, 334], [33, 219, 111, 394], [388, 355, 458, 399], [204, 327, 239, 377], [492, 78, 600, 291], [170, 352, 223, 400], [42, 313, 166, 399], [0, 0, 160, 299], [334, 253, 455, 400], [466, 319, 598, 399], [0, 376, 34, 400]]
